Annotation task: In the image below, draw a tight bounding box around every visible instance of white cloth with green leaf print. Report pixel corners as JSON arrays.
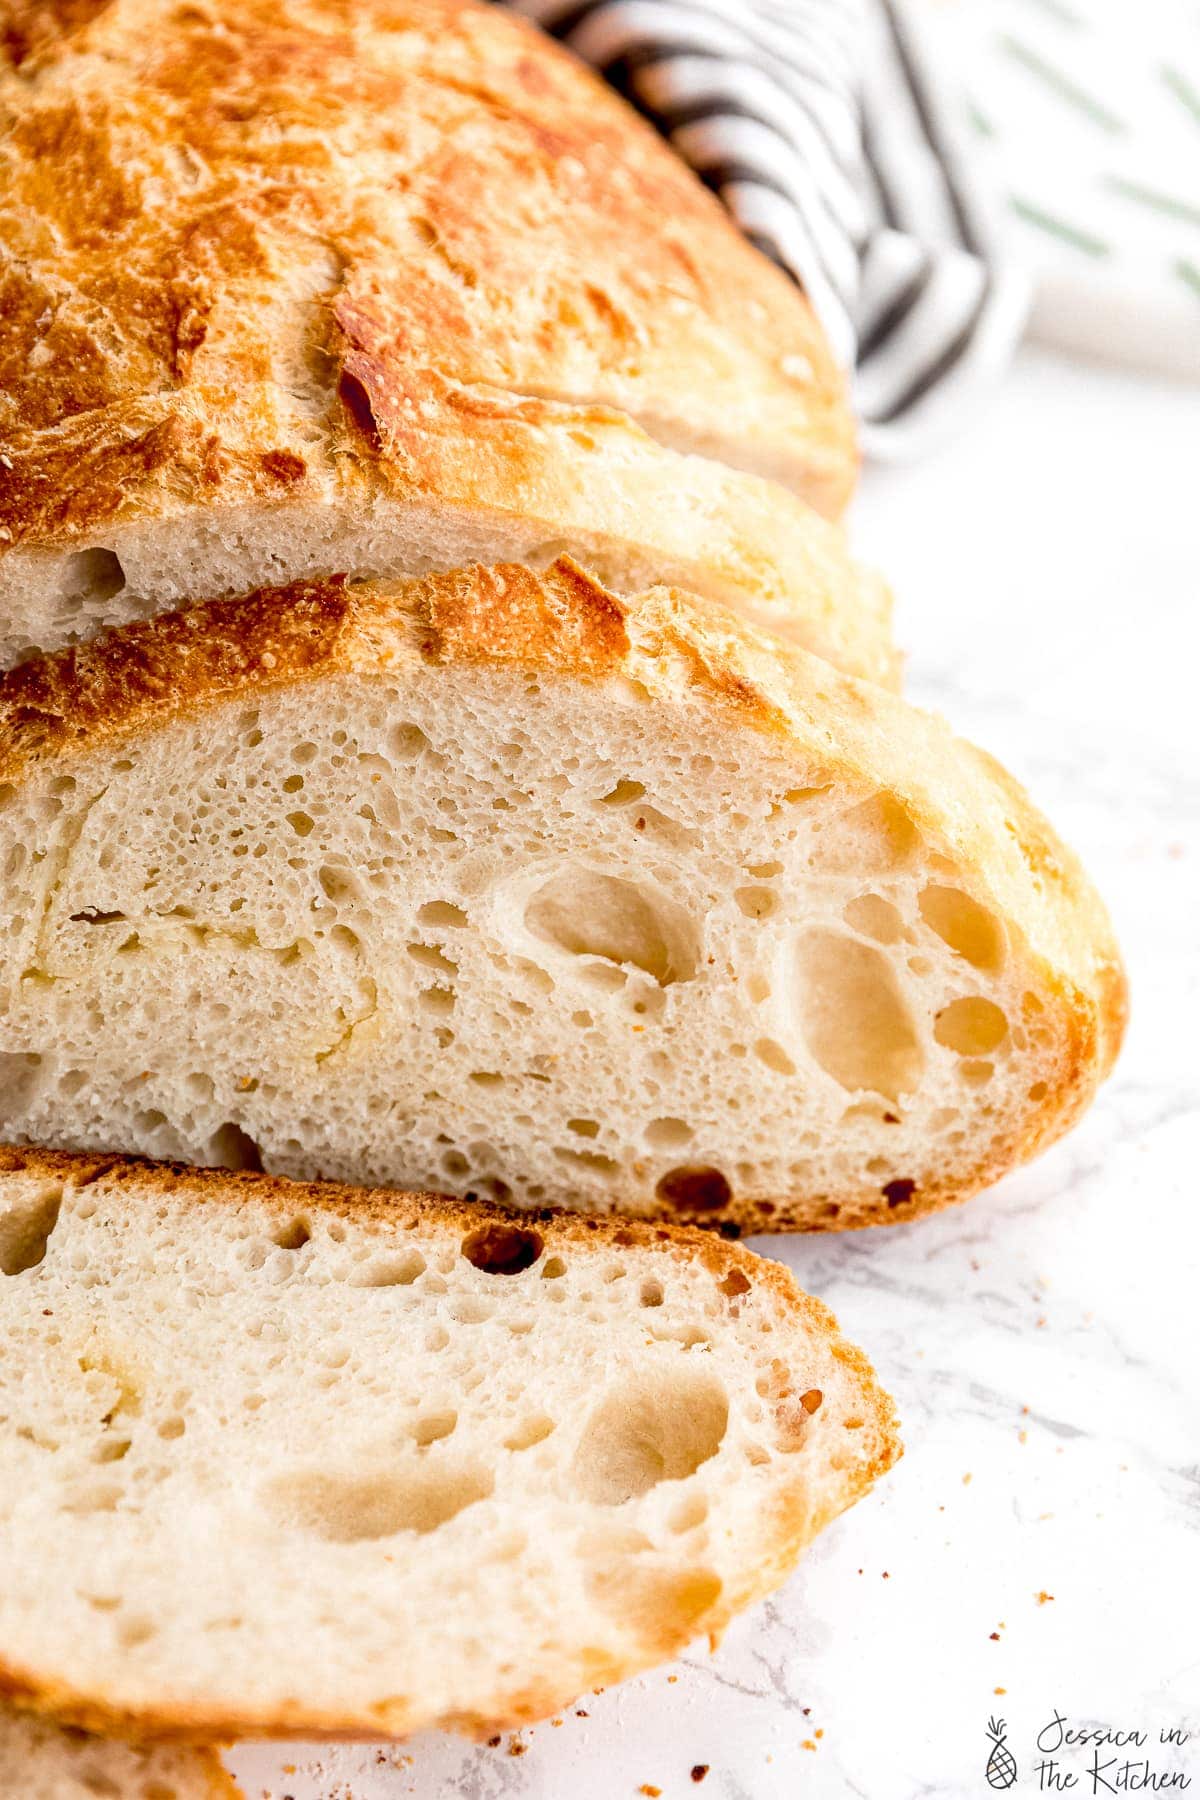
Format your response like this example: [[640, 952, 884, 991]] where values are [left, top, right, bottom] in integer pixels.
[[927, 0, 1200, 379]]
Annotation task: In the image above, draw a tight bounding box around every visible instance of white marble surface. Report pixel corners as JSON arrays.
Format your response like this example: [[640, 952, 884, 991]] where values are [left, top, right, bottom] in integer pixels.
[[229, 349, 1200, 1800]]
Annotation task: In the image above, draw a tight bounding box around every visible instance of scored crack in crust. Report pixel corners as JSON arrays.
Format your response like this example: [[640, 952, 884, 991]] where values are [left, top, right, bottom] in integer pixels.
[[0, 0, 887, 681], [0, 558, 1126, 1232], [0, 1144, 900, 1741]]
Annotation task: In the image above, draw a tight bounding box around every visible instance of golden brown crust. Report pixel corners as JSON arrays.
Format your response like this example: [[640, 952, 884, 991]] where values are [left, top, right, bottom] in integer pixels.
[[0, 1143, 900, 1743], [0, 0, 855, 572], [0, 1689, 242, 1792], [0, 556, 1125, 1232]]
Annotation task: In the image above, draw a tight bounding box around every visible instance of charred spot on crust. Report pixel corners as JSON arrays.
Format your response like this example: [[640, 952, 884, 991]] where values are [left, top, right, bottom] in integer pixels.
[[460, 1222, 544, 1275], [260, 448, 307, 483], [655, 1166, 733, 1214], [883, 1178, 916, 1208]]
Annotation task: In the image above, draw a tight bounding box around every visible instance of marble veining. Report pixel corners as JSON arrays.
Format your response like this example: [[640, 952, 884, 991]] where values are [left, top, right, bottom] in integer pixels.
[[229, 350, 1200, 1799]]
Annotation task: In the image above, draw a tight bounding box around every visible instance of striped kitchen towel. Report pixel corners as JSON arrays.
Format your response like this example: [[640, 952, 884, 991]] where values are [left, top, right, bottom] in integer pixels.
[[502, 0, 1031, 458]]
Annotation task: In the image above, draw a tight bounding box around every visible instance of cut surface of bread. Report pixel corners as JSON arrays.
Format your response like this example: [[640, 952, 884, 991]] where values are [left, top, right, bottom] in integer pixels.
[[0, 1703, 239, 1799], [0, 0, 883, 679], [0, 560, 1125, 1232], [0, 1147, 899, 1740]]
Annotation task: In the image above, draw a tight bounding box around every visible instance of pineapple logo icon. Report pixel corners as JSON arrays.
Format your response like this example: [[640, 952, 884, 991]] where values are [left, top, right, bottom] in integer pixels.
[[986, 1716, 1018, 1789]]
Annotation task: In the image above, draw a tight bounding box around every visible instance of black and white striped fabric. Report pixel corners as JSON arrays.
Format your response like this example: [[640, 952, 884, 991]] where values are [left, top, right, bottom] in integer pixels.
[[502, 0, 1031, 458]]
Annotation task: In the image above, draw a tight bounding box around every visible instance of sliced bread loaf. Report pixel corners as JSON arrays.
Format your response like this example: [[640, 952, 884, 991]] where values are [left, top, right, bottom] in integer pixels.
[[0, 560, 1124, 1232], [0, 1147, 899, 1740], [0, 0, 886, 679], [0, 1705, 239, 1799]]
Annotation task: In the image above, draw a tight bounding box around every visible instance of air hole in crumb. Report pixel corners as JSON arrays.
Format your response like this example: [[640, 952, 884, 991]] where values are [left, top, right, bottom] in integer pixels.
[[796, 929, 922, 1101], [735, 886, 778, 920], [668, 1492, 709, 1534], [271, 1218, 311, 1251], [573, 1371, 729, 1504], [504, 1416, 556, 1451], [407, 942, 457, 974], [417, 901, 467, 928], [541, 1257, 567, 1280], [461, 1222, 544, 1275], [567, 1118, 600, 1139], [411, 1410, 457, 1446], [644, 1117, 693, 1150], [812, 794, 919, 873], [598, 780, 645, 806], [842, 893, 904, 944], [1028, 1080, 1048, 1101], [157, 1415, 186, 1440], [754, 1037, 795, 1076], [388, 723, 431, 762], [0, 1184, 62, 1276], [525, 869, 699, 985], [350, 1249, 426, 1288], [919, 885, 1005, 971], [207, 1121, 263, 1172], [59, 546, 126, 606], [586, 1562, 721, 1650], [934, 997, 1008, 1056], [640, 1278, 664, 1308], [319, 865, 362, 904], [264, 1463, 493, 1540], [117, 1616, 157, 1650], [718, 1268, 751, 1298], [655, 1166, 732, 1214], [883, 1179, 915, 1209]]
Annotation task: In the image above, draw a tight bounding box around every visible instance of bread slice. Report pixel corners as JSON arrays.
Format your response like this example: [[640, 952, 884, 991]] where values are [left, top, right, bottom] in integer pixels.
[[0, 559, 1124, 1232], [0, 1706, 239, 1800], [0, 1146, 899, 1740], [0, 0, 887, 681]]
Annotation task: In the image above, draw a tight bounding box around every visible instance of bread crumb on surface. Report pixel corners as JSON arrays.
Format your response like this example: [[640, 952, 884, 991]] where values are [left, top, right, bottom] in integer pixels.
[[1035, 1590, 1055, 1605], [691, 1766, 709, 1783]]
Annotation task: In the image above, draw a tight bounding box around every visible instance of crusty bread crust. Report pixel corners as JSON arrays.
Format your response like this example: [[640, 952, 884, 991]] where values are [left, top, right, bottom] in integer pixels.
[[0, 1145, 900, 1741], [0, 0, 880, 681], [0, 558, 1125, 1233], [0, 0, 853, 519], [0, 1700, 241, 1796]]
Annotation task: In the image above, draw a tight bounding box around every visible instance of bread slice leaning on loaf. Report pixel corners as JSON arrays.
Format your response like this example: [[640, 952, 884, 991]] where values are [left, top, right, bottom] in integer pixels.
[[0, 1147, 899, 1741], [0, 0, 889, 682], [0, 1706, 240, 1800], [0, 559, 1125, 1232]]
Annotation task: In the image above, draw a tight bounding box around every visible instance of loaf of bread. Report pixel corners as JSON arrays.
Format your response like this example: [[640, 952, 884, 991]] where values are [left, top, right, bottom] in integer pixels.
[[0, 1145, 898, 1739], [0, 558, 1124, 1232], [0, 0, 890, 682], [0, 1705, 239, 1799]]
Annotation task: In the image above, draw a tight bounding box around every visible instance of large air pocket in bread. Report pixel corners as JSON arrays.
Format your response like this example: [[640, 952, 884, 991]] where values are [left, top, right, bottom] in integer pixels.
[[0, 559, 1124, 1231], [0, 1147, 898, 1741]]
